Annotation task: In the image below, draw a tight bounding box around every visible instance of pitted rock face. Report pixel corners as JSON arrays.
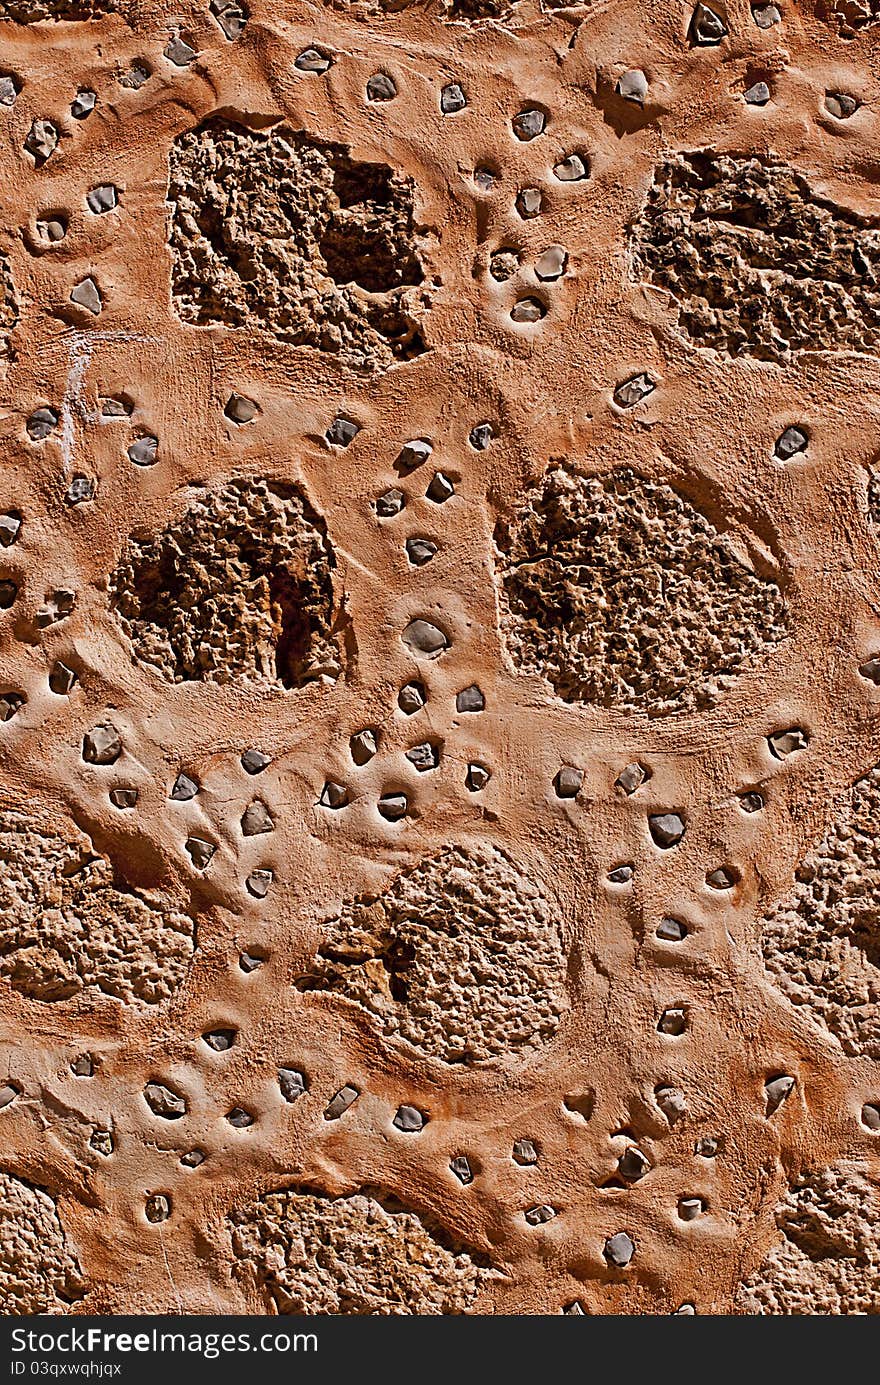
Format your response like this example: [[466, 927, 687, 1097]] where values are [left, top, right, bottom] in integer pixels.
[[0, 1173, 83, 1314], [496, 466, 787, 715], [630, 153, 880, 360], [760, 763, 880, 1059], [229, 1188, 493, 1314], [109, 478, 338, 688], [167, 120, 426, 373], [736, 1164, 880, 1314], [0, 809, 193, 1004], [0, 0, 114, 15], [296, 844, 567, 1064], [822, 0, 880, 33]]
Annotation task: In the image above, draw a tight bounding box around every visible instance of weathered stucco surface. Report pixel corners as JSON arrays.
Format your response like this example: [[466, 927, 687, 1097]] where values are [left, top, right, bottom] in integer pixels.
[[0, 0, 878, 1316]]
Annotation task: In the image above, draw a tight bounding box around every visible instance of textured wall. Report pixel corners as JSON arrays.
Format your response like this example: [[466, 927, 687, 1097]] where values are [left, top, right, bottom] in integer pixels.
[[0, 0, 878, 1316]]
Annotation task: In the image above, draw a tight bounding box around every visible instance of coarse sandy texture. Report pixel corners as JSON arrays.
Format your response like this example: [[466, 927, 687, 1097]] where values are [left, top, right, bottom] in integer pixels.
[[0, 0, 878, 1317]]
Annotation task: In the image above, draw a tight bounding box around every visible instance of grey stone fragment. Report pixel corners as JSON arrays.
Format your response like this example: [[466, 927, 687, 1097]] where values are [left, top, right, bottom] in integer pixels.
[[655, 1085, 686, 1123], [553, 154, 587, 181], [775, 425, 808, 459], [397, 438, 432, 471], [83, 723, 121, 765], [564, 1302, 585, 1314], [466, 762, 490, 791], [695, 1136, 720, 1157], [145, 1194, 170, 1223], [241, 748, 270, 775], [0, 581, 17, 609], [649, 813, 685, 847], [511, 297, 545, 323], [71, 90, 96, 119], [0, 694, 24, 722], [144, 1082, 186, 1118], [450, 1156, 473, 1184], [239, 950, 265, 973], [119, 65, 150, 90], [295, 49, 331, 74], [861, 1103, 880, 1131], [350, 728, 378, 765], [393, 1104, 426, 1132], [101, 396, 132, 417], [180, 1149, 205, 1167], [706, 866, 736, 888], [513, 1139, 538, 1165], [525, 1204, 556, 1226], [402, 619, 448, 657], [616, 762, 649, 795], [0, 1083, 20, 1109], [185, 836, 215, 869], [49, 662, 76, 695], [456, 684, 484, 712], [279, 1068, 307, 1102], [765, 1074, 795, 1114], [768, 727, 808, 758], [210, 0, 246, 40], [378, 793, 408, 821], [86, 185, 118, 214], [555, 766, 583, 799], [618, 1146, 650, 1181], [604, 1232, 635, 1266], [246, 868, 272, 899], [441, 83, 466, 114], [614, 373, 655, 407], [25, 119, 57, 160], [658, 1007, 688, 1035], [38, 219, 66, 242], [171, 772, 198, 801], [70, 277, 102, 315], [0, 514, 21, 546], [607, 864, 633, 883], [656, 917, 687, 941], [241, 800, 273, 836], [27, 407, 58, 440], [226, 1107, 254, 1128], [398, 681, 426, 714], [752, 2, 781, 25], [65, 475, 95, 505], [71, 1055, 94, 1077], [224, 392, 257, 423], [535, 245, 567, 281], [513, 108, 546, 140], [744, 81, 771, 105], [367, 73, 397, 101], [858, 657, 880, 684], [110, 787, 138, 809], [678, 1197, 704, 1221], [674, 1303, 697, 1314], [320, 780, 348, 809], [128, 435, 158, 467], [0, 76, 18, 107], [324, 1084, 358, 1120], [326, 416, 359, 447], [473, 167, 495, 191], [376, 489, 405, 517], [516, 187, 543, 218], [165, 36, 196, 66], [406, 538, 437, 566], [469, 422, 494, 450], [406, 742, 439, 772], [689, 3, 727, 44], [826, 92, 858, 119], [427, 472, 455, 503], [617, 69, 648, 104], [90, 1130, 113, 1156], [203, 1029, 235, 1051], [739, 790, 764, 812]]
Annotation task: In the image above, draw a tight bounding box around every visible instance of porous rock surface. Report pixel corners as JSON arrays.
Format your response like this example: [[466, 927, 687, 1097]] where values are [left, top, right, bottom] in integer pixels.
[[0, 1173, 83, 1314]]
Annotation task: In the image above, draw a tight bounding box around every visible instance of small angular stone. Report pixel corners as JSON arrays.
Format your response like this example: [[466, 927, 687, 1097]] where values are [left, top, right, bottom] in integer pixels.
[[511, 297, 546, 324], [512, 108, 545, 140], [450, 1156, 473, 1184], [48, 662, 76, 695], [516, 187, 543, 218], [226, 1107, 254, 1128], [70, 278, 102, 315], [466, 762, 490, 792], [320, 780, 348, 809], [246, 868, 272, 898], [144, 1083, 186, 1119], [378, 793, 408, 821], [614, 373, 655, 408], [393, 1104, 426, 1132], [71, 90, 96, 119], [185, 836, 215, 869], [473, 167, 495, 191], [456, 684, 484, 713], [689, 3, 727, 45], [397, 439, 433, 472], [674, 1303, 697, 1314], [648, 813, 685, 847], [618, 1146, 650, 1181], [398, 681, 426, 714], [752, 2, 781, 25], [180, 1149, 205, 1167], [367, 73, 397, 101], [406, 742, 439, 772], [241, 800, 274, 836], [604, 1232, 635, 1266], [0, 1083, 20, 1109], [695, 1136, 721, 1157], [564, 1302, 586, 1315], [525, 1204, 556, 1226], [83, 724, 121, 765], [90, 1130, 113, 1156], [119, 64, 150, 90], [65, 475, 95, 506], [224, 392, 257, 423], [0, 513, 21, 546], [0, 75, 18, 107], [203, 1028, 235, 1051], [402, 619, 448, 657], [658, 1007, 688, 1035], [71, 1054, 94, 1077], [656, 917, 687, 942], [165, 36, 196, 66], [239, 949, 265, 973], [101, 396, 132, 417], [110, 787, 138, 809], [858, 657, 880, 684], [170, 772, 198, 801], [775, 426, 808, 459], [27, 407, 58, 440], [861, 1103, 880, 1131], [744, 81, 771, 105], [376, 488, 405, 517], [279, 1068, 307, 1102], [25, 119, 57, 160], [765, 1074, 795, 1114], [350, 729, 378, 765], [426, 472, 455, 503], [768, 727, 808, 758], [295, 49, 331, 74], [324, 1084, 358, 1120], [86, 185, 118, 214], [617, 69, 648, 104], [554, 766, 583, 799], [739, 790, 765, 812], [678, 1197, 705, 1221], [616, 762, 649, 795], [706, 866, 737, 889], [553, 153, 587, 181], [513, 1139, 538, 1165], [468, 422, 494, 450], [826, 92, 858, 120], [440, 83, 466, 114], [241, 748, 270, 775], [210, 0, 246, 39], [0, 694, 24, 722], [607, 864, 634, 884], [326, 416, 359, 447], [655, 1085, 687, 1123], [128, 435, 158, 467], [145, 1194, 170, 1223], [535, 245, 567, 281], [406, 538, 437, 566]]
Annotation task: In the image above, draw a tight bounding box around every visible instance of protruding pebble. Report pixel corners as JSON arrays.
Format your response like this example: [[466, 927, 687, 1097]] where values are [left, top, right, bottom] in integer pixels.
[[554, 766, 583, 799], [367, 73, 397, 101], [144, 1082, 186, 1119], [826, 92, 858, 120], [450, 1156, 473, 1184], [239, 949, 265, 973], [180, 1149, 205, 1168], [110, 787, 138, 809], [706, 866, 737, 889], [516, 187, 543, 218], [241, 748, 270, 775], [512, 108, 546, 141], [350, 729, 378, 765], [469, 422, 494, 450], [25, 119, 57, 161], [170, 772, 198, 802], [617, 69, 648, 104], [775, 425, 808, 460], [406, 742, 439, 772], [744, 81, 771, 106], [202, 1028, 235, 1051], [320, 781, 348, 809], [689, 3, 727, 44], [295, 49, 331, 74], [324, 1085, 358, 1120], [36, 588, 75, 627], [614, 373, 655, 408], [861, 1103, 880, 1131], [376, 488, 405, 517], [185, 836, 215, 869], [473, 167, 495, 192], [406, 538, 438, 566], [145, 1194, 170, 1223], [27, 407, 58, 440], [241, 800, 274, 836], [553, 153, 587, 181], [765, 1074, 795, 1114], [525, 1204, 557, 1226], [739, 790, 765, 813], [119, 64, 150, 90], [655, 1085, 687, 1124], [38, 218, 66, 243], [83, 724, 121, 765], [513, 1139, 538, 1165], [678, 1196, 705, 1221], [658, 1007, 688, 1035], [224, 392, 257, 424], [71, 1055, 94, 1077], [456, 684, 484, 712], [211, 0, 246, 39], [510, 297, 546, 324], [226, 1107, 254, 1128], [278, 1069, 306, 1104], [695, 1136, 721, 1157], [165, 35, 196, 66], [65, 475, 95, 505], [393, 1104, 426, 1132], [466, 762, 490, 792], [0, 693, 24, 722], [0, 513, 21, 547], [0, 75, 18, 107], [674, 1303, 697, 1314], [0, 581, 17, 609], [399, 681, 426, 714], [86, 184, 118, 214], [101, 396, 132, 417], [440, 83, 467, 114], [618, 1146, 650, 1181], [246, 868, 272, 899], [616, 762, 649, 795], [426, 472, 455, 503], [607, 864, 634, 884], [402, 619, 448, 657], [326, 416, 359, 447], [656, 917, 687, 942], [535, 245, 567, 281], [768, 727, 808, 758], [858, 657, 880, 684], [48, 662, 77, 696], [752, 2, 781, 25], [0, 1083, 20, 1109], [604, 1231, 635, 1266], [378, 792, 408, 821], [70, 278, 102, 315], [128, 435, 158, 467], [649, 813, 685, 848], [398, 439, 432, 472], [71, 90, 96, 119], [564, 1302, 586, 1315]]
